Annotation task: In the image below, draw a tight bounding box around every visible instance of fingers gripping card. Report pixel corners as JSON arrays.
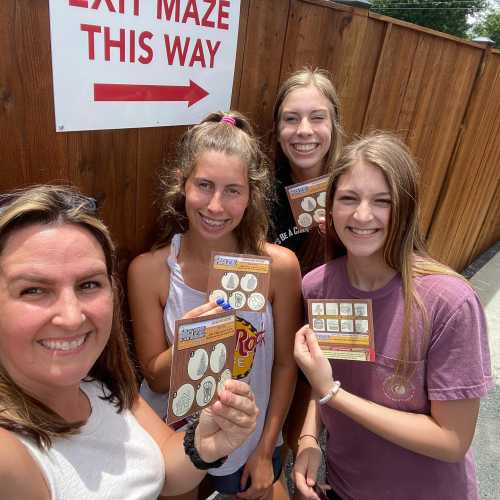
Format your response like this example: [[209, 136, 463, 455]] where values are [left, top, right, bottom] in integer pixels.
[[166, 311, 236, 425], [307, 299, 375, 362], [285, 174, 330, 230], [207, 252, 272, 313]]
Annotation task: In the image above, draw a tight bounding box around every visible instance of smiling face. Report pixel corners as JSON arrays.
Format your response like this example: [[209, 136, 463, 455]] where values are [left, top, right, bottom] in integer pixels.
[[278, 85, 333, 181], [184, 150, 250, 244], [331, 161, 392, 262], [0, 223, 113, 396]]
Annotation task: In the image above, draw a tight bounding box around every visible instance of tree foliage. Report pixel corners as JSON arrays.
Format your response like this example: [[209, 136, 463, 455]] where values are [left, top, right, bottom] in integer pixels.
[[371, 0, 488, 38], [472, 6, 500, 48]]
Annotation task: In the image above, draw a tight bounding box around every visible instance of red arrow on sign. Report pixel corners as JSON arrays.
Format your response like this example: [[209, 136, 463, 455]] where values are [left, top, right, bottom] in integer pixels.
[[94, 80, 209, 107]]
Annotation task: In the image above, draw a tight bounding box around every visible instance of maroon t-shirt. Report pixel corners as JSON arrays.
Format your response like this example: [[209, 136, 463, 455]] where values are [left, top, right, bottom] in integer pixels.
[[303, 257, 493, 500]]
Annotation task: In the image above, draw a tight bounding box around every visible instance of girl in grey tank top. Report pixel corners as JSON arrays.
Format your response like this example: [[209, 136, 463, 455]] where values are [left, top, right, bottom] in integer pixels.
[[128, 111, 303, 498]]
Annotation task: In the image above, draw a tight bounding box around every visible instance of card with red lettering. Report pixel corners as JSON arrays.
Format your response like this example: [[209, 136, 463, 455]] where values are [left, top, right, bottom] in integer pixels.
[[207, 252, 272, 313], [307, 299, 375, 362], [285, 174, 329, 230], [166, 311, 236, 425]]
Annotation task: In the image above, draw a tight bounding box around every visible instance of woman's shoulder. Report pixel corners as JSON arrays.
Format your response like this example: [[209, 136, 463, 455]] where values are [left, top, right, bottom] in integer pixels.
[[303, 257, 344, 287], [128, 246, 172, 281], [262, 242, 300, 271], [127, 246, 173, 303], [0, 428, 48, 499], [416, 272, 477, 304]]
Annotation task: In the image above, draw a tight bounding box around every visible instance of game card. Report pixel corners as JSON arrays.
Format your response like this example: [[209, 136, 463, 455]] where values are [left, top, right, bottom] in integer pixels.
[[307, 299, 375, 362], [207, 252, 272, 313], [285, 174, 330, 230], [166, 311, 236, 425]]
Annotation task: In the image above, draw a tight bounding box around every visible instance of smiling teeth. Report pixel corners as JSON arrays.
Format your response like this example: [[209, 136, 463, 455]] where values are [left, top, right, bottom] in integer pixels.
[[201, 215, 226, 227], [293, 144, 317, 153], [351, 228, 377, 235], [40, 335, 86, 351]]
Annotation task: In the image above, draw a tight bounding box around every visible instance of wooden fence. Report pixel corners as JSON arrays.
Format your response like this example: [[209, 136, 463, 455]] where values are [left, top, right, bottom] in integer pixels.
[[1, 0, 499, 273]]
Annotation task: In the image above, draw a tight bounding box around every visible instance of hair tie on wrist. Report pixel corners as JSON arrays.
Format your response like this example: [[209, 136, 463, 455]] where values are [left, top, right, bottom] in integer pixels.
[[298, 434, 320, 447], [183, 420, 227, 469], [221, 115, 236, 126]]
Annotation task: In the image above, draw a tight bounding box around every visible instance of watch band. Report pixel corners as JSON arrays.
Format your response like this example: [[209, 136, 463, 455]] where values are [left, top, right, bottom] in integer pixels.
[[318, 380, 341, 405]]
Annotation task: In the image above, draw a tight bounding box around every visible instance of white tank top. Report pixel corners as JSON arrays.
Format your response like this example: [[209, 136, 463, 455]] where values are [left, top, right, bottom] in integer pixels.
[[17, 380, 165, 500], [140, 233, 281, 476]]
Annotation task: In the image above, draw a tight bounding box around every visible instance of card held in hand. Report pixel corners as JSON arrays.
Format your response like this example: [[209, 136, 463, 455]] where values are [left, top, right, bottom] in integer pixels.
[[207, 251, 272, 313], [285, 174, 330, 230], [307, 299, 375, 362], [166, 311, 236, 425]]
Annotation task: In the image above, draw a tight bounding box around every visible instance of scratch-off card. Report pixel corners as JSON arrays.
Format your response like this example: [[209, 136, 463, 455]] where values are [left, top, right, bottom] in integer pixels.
[[207, 252, 272, 313], [307, 299, 375, 362], [166, 311, 236, 425], [285, 174, 330, 230]]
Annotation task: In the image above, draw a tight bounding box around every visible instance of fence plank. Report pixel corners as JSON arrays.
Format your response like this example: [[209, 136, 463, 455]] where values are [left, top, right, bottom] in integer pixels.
[[234, 0, 290, 135], [427, 51, 500, 269], [0, 0, 498, 272]]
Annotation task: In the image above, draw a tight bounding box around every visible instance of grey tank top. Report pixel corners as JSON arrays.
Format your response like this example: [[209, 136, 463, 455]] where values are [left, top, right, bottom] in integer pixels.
[[140, 233, 281, 476]]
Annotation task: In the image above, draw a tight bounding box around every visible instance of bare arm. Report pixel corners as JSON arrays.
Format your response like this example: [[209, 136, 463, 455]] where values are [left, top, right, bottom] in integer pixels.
[[295, 325, 480, 463], [238, 244, 302, 498], [293, 397, 324, 500], [0, 429, 50, 500], [133, 380, 259, 496], [128, 249, 173, 393]]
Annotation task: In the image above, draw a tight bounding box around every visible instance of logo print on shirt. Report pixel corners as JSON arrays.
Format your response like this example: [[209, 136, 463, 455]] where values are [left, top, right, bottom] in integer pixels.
[[232, 316, 265, 379], [382, 374, 415, 401]]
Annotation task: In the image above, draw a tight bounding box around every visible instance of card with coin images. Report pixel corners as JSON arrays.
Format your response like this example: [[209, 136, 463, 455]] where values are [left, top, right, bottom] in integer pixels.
[[207, 252, 272, 313], [307, 299, 375, 362], [166, 311, 236, 425], [285, 174, 329, 230]]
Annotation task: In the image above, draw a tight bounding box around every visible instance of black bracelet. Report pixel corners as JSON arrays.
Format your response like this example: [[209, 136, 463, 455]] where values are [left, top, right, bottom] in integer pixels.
[[183, 419, 228, 470]]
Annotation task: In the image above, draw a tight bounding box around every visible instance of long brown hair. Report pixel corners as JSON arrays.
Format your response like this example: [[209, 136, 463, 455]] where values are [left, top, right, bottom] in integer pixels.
[[0, 185, 138, 448], [325, 132, 463, 374], [155, 111, 273, 255], [272, 68, 344, 273]]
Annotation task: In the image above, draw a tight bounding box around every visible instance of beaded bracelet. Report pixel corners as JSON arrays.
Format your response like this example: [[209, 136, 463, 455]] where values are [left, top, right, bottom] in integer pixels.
[[318, 380, 341, 405], [183, 420, 227, 470]]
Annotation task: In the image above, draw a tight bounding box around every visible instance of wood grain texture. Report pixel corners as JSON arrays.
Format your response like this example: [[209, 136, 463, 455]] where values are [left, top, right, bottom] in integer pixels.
[[427, 51, 500, 269], [0, 0, 498, 274]]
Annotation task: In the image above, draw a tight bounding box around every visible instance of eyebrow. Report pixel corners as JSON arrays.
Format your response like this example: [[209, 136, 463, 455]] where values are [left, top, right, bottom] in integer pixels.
[[336, 189, 391, 197], [194, 177, 246, 189], [7, 269, 108, 285], [282, 108, 329, 115]]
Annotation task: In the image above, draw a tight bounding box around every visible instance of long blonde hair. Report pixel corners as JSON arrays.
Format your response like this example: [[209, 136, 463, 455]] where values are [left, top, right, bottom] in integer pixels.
[[0, 185, 138, 448], [272, 68, 344, 273], [325, 132, 463, 374], [155, 111, 272, 254], [273, 67, 344, 176]]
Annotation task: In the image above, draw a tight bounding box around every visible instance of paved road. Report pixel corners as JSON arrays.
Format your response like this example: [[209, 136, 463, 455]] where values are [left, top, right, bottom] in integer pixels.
[[470, 247, 500, 500]]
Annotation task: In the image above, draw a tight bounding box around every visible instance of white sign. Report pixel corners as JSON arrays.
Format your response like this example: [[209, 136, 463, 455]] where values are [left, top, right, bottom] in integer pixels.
[[48, 0, 241, 132]]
